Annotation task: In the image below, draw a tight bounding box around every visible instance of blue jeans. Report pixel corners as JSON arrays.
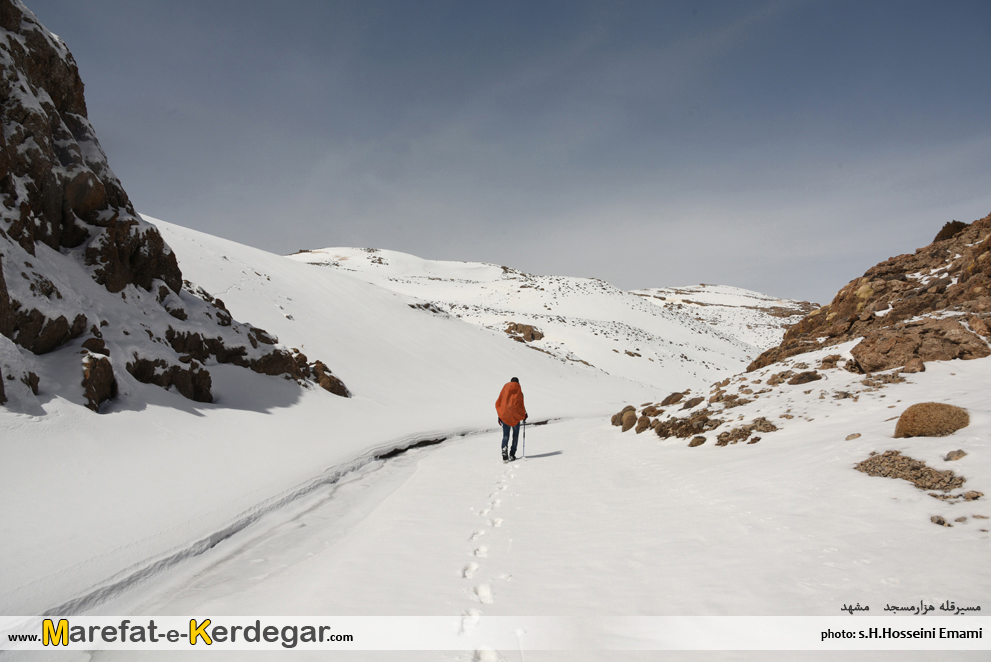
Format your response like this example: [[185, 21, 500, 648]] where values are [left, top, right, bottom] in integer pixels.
[[501, 422, 520, 456]]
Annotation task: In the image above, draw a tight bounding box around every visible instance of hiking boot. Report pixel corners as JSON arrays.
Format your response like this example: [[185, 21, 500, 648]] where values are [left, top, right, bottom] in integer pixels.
[[501, 448, 509, 462], [509, 455, 517, 462]]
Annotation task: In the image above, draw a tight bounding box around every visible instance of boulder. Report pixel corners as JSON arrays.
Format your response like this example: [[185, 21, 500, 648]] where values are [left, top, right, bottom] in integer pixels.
[[660, 392, 684, 406], [945, 450, 967, 461], [620, 409, 638, 432], [894, 403, 969, 438], [311, 360, 350, 397], [901, 357, 925, 373], [611, 405, 635, 426], [688, 436, 706, 447], [634, 415, 652, 434], [82, 337, 109, 356], [81, 355, 117, 412], [786, 371, 821, 386]]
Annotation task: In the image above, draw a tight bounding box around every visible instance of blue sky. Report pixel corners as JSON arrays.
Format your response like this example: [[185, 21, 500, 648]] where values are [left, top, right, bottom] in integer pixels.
[[28, 0, 991, 303]]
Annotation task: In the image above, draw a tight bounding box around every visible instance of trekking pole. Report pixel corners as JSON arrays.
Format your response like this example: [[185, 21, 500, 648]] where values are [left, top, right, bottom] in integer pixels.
[[521, 420, 526, 459]]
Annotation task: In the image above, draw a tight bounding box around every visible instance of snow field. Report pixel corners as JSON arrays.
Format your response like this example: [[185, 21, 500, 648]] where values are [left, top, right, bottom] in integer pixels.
[[1, 219, 653, 616], [286, 247, 809, 390], [83, 370, 988, 661]]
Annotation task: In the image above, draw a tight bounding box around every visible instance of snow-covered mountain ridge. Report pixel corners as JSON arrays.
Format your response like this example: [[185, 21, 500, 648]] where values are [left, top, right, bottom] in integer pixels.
[[288, 247, 815, 391]]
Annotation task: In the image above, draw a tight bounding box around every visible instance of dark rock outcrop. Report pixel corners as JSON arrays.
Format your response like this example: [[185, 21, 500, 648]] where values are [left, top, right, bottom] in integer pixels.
[[126, 356, 213, 403], [748, 212, 991, 373], [0, 1, 349, 410], [82, 354, 117, 411]]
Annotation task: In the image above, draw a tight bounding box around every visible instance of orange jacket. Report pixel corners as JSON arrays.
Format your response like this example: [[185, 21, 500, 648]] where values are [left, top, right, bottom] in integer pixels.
[[495, 382, 527, 427]]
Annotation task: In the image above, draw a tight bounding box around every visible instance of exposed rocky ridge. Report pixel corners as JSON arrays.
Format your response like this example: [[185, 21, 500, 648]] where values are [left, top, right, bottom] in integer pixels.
[[0, 0, 347, 411], [748, 213, 991, 373]]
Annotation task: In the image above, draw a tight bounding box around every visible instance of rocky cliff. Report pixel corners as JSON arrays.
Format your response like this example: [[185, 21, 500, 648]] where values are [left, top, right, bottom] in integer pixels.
[[748, 213, 991, 373], [0, 0, 347, 411]]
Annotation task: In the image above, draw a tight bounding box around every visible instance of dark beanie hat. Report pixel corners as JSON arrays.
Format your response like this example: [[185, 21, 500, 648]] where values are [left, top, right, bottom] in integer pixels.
[[511, 377, 519, 383]]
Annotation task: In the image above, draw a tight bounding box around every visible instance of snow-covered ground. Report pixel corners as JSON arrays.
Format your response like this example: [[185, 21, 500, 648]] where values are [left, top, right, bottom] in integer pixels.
[[0, 219, 652, 618], [287, 247, 811, 389], [70, 348, 991, 661], [3, 219, 988, 661]]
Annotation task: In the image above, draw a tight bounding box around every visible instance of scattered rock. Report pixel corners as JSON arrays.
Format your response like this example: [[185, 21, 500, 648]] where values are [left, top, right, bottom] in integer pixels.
[[767, 370, 794, 386], [845, 433, 862, 441], [504, 322, 544, 343], [931, 515, 951, 527], [688, 436, 706, 447], [861, 372, 906, 388], [855, 450, 965, 493], [894, 402, 969, 438], [955, 516, 967, 523], [642, 405, 661, 417], [680, 396, 704, 410], [634, 415, 652, 434], [715, 417, 778, 446], [945, 450, 967, 462], [819, 354, 843, 370], [660, 392, 684, 406], [655, 409, 724, 439]]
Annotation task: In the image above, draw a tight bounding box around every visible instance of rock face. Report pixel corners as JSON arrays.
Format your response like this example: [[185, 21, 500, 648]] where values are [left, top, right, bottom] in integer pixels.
[[748, 212, 991, 373], [0, 1, 348, 411], [894, 403, 970, 438]]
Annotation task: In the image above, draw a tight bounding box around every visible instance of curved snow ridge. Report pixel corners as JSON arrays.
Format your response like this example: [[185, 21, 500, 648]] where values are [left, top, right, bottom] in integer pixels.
[[37, 421, 558, 616]]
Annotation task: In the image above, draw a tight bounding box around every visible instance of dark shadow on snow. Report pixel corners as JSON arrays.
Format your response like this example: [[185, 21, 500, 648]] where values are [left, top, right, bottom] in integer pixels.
[[521, 451, 562, 459]]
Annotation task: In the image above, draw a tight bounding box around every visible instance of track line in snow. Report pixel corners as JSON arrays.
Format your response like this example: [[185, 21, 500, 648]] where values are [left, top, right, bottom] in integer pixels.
[[34, 425, 509, 616]]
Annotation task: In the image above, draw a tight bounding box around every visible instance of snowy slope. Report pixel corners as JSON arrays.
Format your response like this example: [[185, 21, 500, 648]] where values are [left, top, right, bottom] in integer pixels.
[[287, 248, 812, 391], [3, 220, 988, 662], [0, 218, 656, 616], [632, 283, 818, 351], [74, 346, 990, 662]]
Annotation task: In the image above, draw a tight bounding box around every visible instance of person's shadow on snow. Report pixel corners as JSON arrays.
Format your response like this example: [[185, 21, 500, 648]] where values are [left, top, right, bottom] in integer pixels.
[[522, 451, 562, 459]]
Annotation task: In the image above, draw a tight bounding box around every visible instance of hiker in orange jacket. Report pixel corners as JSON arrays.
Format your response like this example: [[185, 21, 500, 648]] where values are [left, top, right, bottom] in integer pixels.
[[495, 377, 527, 462]]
